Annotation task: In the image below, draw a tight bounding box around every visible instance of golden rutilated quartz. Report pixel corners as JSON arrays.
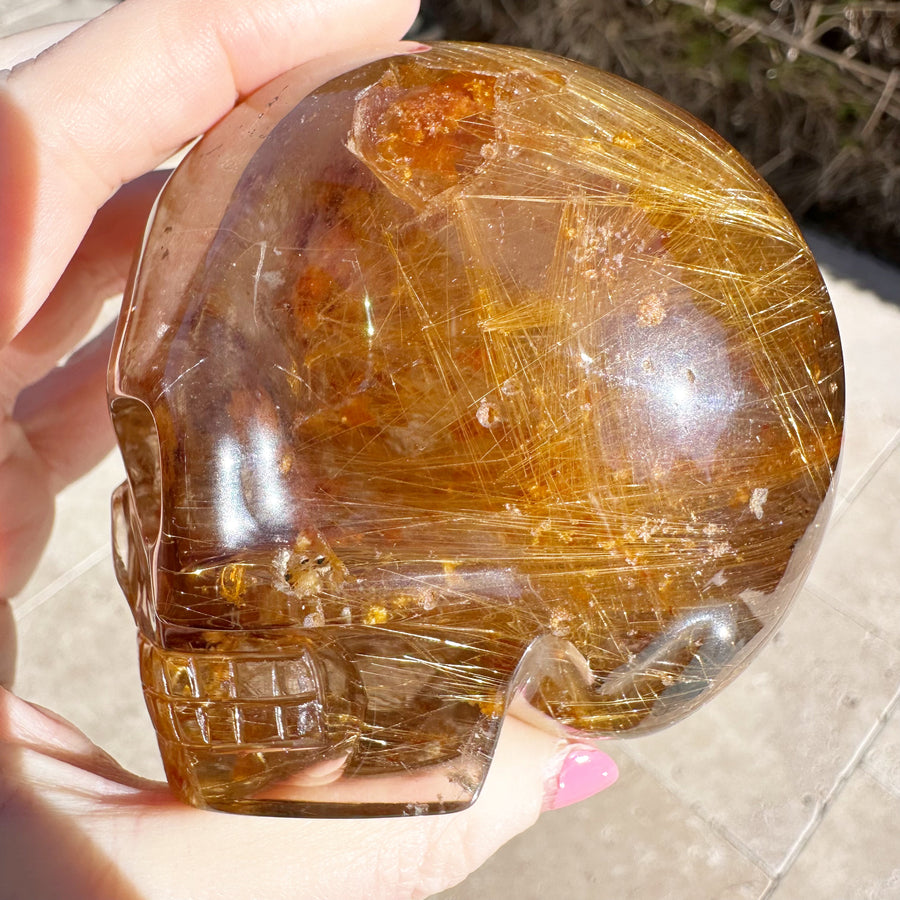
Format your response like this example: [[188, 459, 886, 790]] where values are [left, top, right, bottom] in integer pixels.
[[109, 43, 843, 816]]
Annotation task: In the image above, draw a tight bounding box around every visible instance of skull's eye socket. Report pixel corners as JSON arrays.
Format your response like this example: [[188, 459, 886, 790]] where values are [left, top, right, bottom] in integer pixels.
[[110, 397, 162, 544]]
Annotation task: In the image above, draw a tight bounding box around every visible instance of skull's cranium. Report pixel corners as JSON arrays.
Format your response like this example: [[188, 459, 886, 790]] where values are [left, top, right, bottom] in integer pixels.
[[109, 43, 843, 816]]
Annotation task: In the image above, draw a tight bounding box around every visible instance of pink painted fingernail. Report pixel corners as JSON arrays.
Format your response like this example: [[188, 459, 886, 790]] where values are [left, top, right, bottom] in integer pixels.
[[545, 745, 618, 811]]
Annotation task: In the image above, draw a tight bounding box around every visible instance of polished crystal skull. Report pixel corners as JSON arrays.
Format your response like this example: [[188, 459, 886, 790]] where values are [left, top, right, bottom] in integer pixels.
[[109, 42, 843, 816]]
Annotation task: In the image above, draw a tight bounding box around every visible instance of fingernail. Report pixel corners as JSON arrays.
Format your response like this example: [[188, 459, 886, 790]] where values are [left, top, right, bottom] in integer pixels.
[[544, 745, 618, 811], [403, 43, 432, 54]]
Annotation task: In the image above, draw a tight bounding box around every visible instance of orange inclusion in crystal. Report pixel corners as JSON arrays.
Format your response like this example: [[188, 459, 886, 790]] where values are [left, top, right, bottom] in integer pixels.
[[372, 70, 497, 185]]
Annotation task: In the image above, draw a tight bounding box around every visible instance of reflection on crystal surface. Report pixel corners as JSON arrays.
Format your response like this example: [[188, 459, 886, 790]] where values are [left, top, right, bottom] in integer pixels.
[[108, 43, 843, 816]]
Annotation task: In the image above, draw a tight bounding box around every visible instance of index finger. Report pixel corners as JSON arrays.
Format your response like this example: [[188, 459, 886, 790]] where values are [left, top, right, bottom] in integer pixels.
[[0, 0, 419, 342]]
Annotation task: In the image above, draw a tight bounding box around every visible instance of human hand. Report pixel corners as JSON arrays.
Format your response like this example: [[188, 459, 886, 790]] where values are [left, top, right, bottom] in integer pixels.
[[0, 2, 617, 898]]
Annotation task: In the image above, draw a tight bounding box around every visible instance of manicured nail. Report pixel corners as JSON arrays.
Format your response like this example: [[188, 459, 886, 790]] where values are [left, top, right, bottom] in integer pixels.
[[545, 745, 618, 811]]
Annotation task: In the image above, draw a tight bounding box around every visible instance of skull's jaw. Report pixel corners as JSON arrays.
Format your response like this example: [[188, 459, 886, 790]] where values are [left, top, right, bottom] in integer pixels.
[[131, 605, 767, 817], [111, 479, 503, 816], [140, 635, 500, 817]]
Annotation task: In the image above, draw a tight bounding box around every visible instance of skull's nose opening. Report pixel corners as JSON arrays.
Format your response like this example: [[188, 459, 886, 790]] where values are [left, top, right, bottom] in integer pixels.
[[138, 627, 507, 817]]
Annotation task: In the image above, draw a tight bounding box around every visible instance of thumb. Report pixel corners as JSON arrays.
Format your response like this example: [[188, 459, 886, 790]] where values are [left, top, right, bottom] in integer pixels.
[[2, 691, 617, 900], [112, 717, 618, 900]]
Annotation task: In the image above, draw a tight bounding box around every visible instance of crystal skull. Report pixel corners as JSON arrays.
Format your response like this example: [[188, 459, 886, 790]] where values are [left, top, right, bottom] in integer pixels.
[[108, 42, 843, 816]]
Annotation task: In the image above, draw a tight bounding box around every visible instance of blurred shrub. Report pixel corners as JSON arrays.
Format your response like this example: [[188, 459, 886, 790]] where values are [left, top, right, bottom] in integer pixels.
[[421, 0, 900, 265]]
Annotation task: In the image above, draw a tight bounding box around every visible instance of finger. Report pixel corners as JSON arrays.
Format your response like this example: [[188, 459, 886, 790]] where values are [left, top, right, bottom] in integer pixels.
[[0, 688, 120, 777], [1, 322, 121, 602], [14, 323, 116, 493], [0, 0, 420, 341], [4, 685, 617, 899], [0, 171, 168, 410], [0, 688, 165, 900]]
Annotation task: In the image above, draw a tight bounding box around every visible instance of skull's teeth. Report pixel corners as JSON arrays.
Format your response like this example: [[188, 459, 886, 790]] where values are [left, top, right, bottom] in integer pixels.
[[139, 638, 328, 750]]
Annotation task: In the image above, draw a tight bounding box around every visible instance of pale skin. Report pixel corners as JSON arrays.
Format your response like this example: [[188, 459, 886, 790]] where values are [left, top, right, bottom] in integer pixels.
[[0, 2, 617, 898]]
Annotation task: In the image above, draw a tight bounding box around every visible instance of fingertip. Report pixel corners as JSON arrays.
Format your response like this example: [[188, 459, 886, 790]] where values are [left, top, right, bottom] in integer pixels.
[[543, 745, 619, 811]]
